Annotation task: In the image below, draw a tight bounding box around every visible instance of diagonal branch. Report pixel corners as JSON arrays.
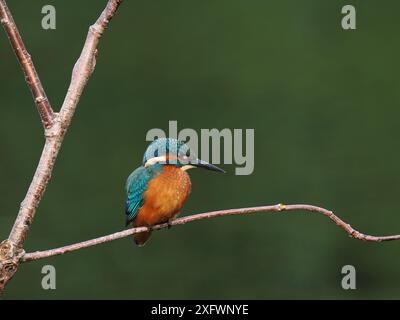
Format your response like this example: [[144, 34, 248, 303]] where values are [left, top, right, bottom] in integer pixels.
[[21, 204, 400, 262], [0, 0, 55, 128], [8, 0, 123, 249], [59, 0, 123, 128], [0, 0, 123, 294]]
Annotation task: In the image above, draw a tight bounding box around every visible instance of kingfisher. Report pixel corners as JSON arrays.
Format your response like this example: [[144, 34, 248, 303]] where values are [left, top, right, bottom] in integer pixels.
[[125, 138, 225, 246]]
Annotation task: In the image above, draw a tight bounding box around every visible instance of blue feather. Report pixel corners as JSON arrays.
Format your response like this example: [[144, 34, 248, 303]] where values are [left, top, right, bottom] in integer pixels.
[[125, 164, 162, 226], [142, 138, 190, 165]]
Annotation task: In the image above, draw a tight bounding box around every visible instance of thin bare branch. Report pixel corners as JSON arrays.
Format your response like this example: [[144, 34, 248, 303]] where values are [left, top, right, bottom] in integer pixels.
[[59, 0, 123, 128], [21, 204, 400, 262], [0, 0, 55, 128], [8, 0, 123, 249], [0, 0, 123, 293]]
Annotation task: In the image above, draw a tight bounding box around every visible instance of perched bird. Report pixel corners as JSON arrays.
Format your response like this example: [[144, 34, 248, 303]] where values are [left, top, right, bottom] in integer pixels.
[[125, 138, 225, 246]]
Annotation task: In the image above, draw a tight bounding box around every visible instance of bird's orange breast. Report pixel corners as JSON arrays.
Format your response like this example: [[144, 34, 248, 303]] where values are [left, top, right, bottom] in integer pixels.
[[134, 165, 192, 227]]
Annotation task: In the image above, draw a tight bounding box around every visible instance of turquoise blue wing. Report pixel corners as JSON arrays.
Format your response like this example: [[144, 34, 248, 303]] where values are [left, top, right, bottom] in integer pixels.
[[125, 166, 156, 226]]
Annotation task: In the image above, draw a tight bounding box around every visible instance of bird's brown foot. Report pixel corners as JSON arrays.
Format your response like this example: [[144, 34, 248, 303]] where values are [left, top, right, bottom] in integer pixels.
[[167, 219, 173, 229]]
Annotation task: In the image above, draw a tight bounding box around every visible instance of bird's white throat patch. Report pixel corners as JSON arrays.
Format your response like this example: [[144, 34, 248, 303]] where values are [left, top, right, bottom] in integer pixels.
[[144, 156, 167, 167], [144, 156, 195, 171]]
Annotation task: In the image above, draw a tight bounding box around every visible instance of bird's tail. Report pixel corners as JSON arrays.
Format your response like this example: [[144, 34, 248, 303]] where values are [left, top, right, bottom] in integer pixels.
[[133, 230, 152, 247]]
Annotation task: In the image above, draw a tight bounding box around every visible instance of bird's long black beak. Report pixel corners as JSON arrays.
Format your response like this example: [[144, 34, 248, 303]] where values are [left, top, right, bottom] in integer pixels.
[[192, 159, 226, 173]]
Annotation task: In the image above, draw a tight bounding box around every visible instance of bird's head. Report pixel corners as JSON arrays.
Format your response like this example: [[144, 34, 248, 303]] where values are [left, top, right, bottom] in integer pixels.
[[143, 138, 225, 173]]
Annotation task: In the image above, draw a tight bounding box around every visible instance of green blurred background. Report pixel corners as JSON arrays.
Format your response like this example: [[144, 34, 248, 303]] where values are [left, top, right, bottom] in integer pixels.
[[1, 0, 400, 299]]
